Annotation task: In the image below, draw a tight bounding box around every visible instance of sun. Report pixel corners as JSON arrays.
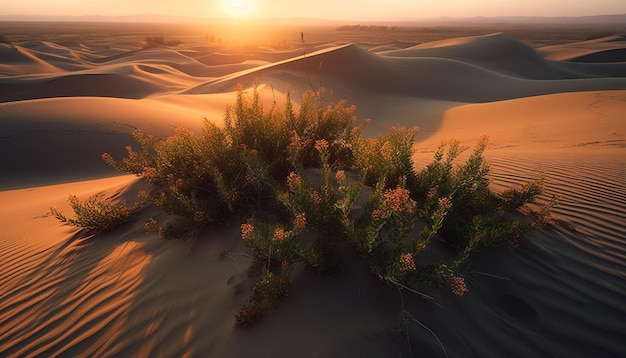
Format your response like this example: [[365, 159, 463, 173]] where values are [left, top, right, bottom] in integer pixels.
[[220, 0, 258, 19]]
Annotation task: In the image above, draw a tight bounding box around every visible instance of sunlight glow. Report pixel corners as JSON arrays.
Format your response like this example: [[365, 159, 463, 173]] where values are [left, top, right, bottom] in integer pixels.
[[219, 0, 258, 19]]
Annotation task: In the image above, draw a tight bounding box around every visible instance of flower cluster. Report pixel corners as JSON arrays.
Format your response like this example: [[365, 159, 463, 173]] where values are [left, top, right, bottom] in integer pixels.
[[309, 190, 322, 205], [382, 186, 416, 214], [288, 132, 303, 153], [241, 223, 254, 240], [286, 172, 302, 191], [245, 171, 259, 187], [371, 209, 384, 222], [451, 275, 468, 296], [144, 218, 159, 233], [272, 229, 286, 243], [293, 213, 307, 231], [399, 252, 416, 272], [438, 197, 453, 211], [314, 139, 329, 153], [335, 170, 347, 183]]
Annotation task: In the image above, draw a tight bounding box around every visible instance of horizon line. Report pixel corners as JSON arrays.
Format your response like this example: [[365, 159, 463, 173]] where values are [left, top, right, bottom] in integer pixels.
[[2, 13, 626, 24]]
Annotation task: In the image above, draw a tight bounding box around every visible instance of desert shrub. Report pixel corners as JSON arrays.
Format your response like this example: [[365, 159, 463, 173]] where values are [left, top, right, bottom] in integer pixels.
[[234, 263, 290, 328], [351, 125, 419, 188], [50, 194, 137, 234], [243, 141, 349, 274], [346, 179, 454, 285], [100, 85, 556, 326], [102, 86, 362, 239], [409, 136, 545, 250], [142, 35, 182, 48], [528, 194, 560, 229], [499, 173, 545, 211]]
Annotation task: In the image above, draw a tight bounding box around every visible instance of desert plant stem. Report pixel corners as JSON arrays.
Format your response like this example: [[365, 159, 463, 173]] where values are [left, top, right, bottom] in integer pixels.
[[385, 277, 438, 304], [412, 317, 448, 358]]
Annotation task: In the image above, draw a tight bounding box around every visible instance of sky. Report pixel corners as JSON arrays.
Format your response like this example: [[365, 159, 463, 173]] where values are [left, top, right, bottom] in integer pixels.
[[3, 0, 626, 21]]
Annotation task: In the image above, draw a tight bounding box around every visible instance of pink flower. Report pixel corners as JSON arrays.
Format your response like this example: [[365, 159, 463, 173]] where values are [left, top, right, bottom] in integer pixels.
[[451, 276, 468, 296], [287, 172, 302, 190], [245, 172, 259, 186], [335, 170, 347, 183], [144, 218, 159, 232], [399, 253, 416, 272], [310, 190, 322, 205], [272, 229, 286, 243], [438, 197, 453, 211], [314, 139, 329, 152], [382, 186, 415, 214], [241, 223, 254, 240], [288, 132, 303, 151], [372, 209, 384, 222], [293, 213, 307, 230]]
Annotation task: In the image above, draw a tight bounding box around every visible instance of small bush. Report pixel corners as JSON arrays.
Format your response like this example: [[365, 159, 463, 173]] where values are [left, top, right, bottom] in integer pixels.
[[528, 194, 559, 229], [103, 86, 362, 239], [351, 125, 419, 188], [142, 35, 182, 48], [100, 85, 556, 327], [50, 194, 137, 234], [234, 263, 290, 328], [409, 137, 545, 250]]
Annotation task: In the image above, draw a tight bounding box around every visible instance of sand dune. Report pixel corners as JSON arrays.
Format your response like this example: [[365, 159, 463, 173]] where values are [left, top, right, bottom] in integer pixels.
[[0, 95, 228, 189], [381, 32, 562, 79], [187, 36, 626, 104], [0, 44, 63, 75], [1, 28, 625, 357], [538, 34, 626, 61]]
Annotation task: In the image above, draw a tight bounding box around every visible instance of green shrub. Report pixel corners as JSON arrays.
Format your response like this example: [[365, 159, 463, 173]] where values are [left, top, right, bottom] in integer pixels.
[[50, 194, 137, 234], [409, 136, 545, 250], [102, 86, 363, 238], [99, 85, 556, 327], [234, 263, 290, 328], [351, 125, 419, 188]]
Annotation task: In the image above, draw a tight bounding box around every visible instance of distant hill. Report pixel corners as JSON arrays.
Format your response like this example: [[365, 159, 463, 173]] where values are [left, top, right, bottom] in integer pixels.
[[0, 13, 625, 25], [424, 14, 626, 25]]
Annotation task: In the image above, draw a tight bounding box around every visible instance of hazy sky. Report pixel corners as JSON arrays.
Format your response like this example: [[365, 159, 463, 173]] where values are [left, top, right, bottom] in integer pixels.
[[4, 0, 625, 20]]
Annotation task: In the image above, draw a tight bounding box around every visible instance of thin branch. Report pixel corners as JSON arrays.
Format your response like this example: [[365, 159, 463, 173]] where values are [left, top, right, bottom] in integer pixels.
[[395, 285, 415, 358], [412, 317, 448, 358], [385, 277, 438, 303], [225, 255, 242, 273], [227, 252, 253, 258], [468, 271, 511, 281]]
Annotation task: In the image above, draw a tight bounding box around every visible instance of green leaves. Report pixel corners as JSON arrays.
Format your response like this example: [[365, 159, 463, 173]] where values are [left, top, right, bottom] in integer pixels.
[[93, 87, 558, 326], [51, 194, 137, 234]]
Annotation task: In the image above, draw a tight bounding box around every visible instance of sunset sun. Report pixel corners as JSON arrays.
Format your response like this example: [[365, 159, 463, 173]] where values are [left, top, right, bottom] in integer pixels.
[[220, 0, 258, 19]]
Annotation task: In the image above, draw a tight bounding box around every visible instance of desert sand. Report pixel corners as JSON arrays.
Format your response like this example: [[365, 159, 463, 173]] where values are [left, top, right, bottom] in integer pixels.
[[0, 23, 625, 357]]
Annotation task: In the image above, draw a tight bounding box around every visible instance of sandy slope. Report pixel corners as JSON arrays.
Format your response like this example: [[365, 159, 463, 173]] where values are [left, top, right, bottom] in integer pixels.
[[1, 31, 625, 357]]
